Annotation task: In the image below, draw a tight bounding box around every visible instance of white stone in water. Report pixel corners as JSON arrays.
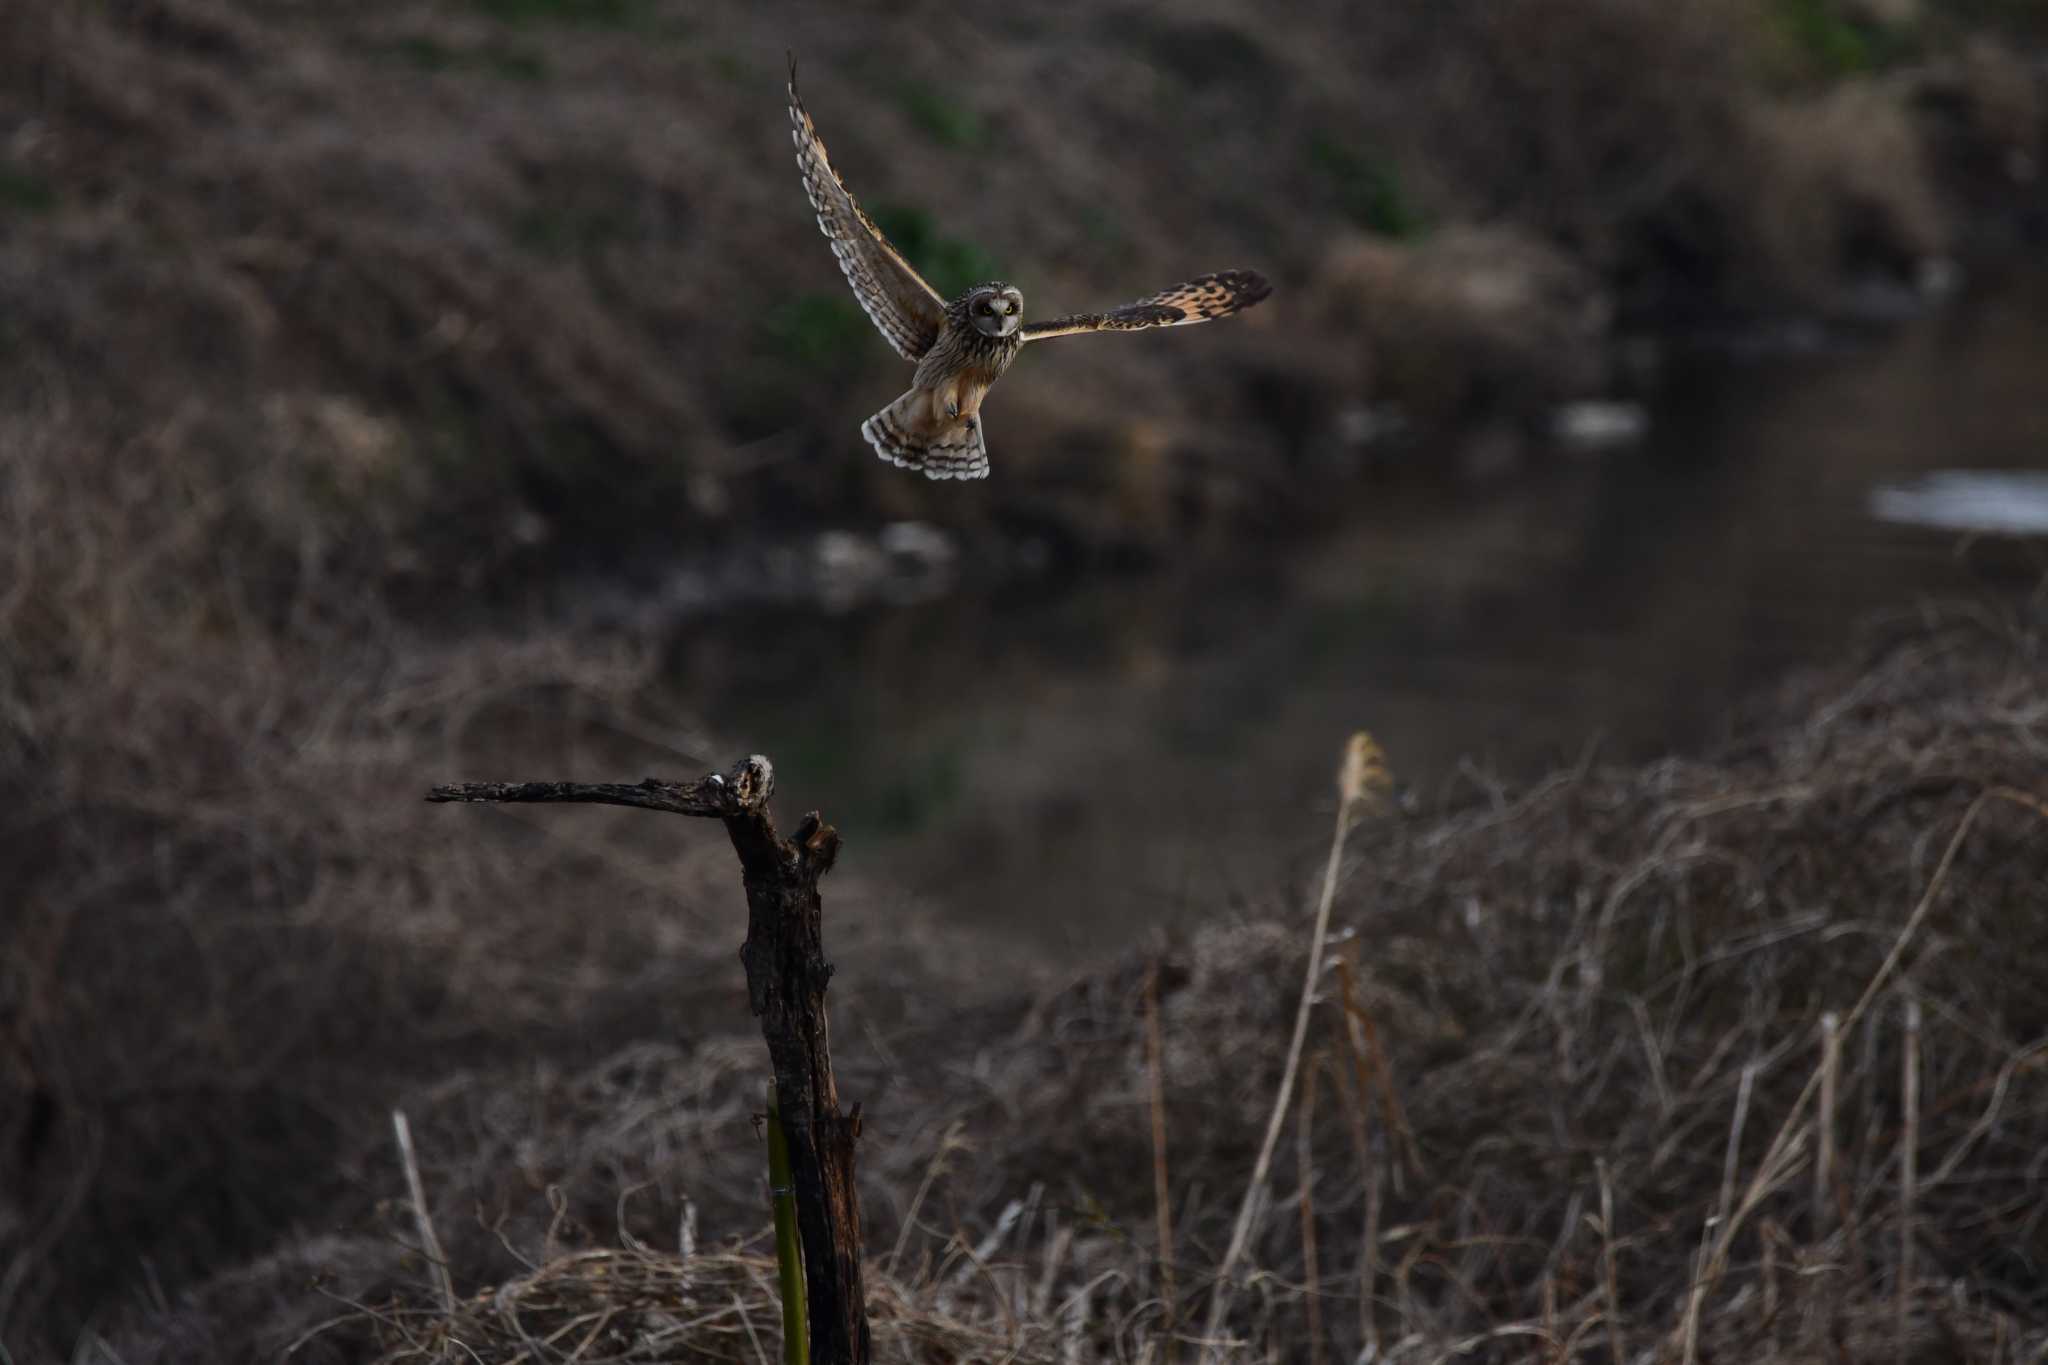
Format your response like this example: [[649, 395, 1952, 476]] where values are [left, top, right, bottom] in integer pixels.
[[1335, 402, 1408, 447], [1870, 471, 2048, 535], [813, 530, 888, 613], [1916, 256, 1962, 298], [878, 520, 956, 564], [1551, 400, 1648, 450]]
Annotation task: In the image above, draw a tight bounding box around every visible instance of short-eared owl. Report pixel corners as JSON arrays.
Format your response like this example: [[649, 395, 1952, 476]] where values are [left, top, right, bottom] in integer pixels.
[[788, 63, 1272, 480]]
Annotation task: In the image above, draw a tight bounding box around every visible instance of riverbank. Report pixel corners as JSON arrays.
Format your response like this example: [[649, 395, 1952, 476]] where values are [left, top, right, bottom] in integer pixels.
[[4, 3, 2045, 581], [69, 599, 2048, 1362]]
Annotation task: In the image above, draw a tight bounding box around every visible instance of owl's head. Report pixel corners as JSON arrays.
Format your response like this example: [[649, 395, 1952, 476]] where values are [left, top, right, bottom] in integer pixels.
[[964, 282, 1023, 338]]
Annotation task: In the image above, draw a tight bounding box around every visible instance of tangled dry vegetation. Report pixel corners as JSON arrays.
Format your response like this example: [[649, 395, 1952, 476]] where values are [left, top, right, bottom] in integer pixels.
[[0, 392, 778, 1355], [84, 603, 2048, 1364]]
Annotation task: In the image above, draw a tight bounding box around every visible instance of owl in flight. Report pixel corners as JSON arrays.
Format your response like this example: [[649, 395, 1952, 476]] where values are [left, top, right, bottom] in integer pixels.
[[788, 64, 1272, 480]]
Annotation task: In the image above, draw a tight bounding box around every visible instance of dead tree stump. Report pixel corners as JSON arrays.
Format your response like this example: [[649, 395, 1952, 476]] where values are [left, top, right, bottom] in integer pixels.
[[428, 755, 871, 1365]]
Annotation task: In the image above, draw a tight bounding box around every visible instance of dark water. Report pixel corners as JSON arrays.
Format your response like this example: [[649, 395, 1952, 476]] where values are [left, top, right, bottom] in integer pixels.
[[679, 266, 2048, 958]]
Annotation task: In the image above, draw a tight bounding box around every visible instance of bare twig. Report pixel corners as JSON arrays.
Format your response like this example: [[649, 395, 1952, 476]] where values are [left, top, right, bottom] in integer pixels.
[[391, 1109, 455, 1317], [427, 774, 745, 818]]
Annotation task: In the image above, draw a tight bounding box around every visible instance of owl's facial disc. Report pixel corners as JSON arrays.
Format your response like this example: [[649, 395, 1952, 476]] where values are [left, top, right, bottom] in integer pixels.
[[971, 285, 1024, 337]]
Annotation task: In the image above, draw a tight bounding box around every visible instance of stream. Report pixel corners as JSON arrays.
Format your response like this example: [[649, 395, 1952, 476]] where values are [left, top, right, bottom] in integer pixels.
[[672, 265, 2048, 957]]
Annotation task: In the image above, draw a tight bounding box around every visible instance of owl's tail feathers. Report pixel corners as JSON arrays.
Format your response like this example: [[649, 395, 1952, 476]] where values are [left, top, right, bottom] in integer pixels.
[[861, 389, 989, 481]]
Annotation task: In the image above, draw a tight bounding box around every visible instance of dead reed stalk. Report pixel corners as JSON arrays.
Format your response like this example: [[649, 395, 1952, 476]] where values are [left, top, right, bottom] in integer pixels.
[[1296, 1058, 1325, 1365], [390, 1109, 455, 1317], [1597, 1157, 1625, 1365], [1898, 996, 1921, 1365], [1330, 984, 1380, 1359], [1685, 1060, 1758, 1363], [1200, 734, 1386, 1361], [1143, 960, 1177, 1343], [1815, 1011, 1840, 1239]]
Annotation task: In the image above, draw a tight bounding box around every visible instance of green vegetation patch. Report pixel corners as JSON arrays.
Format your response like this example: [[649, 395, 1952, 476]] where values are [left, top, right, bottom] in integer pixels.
[[761, 292, 872, 370], [873, 744, 966, 836], [0, 164, 57, 216], [1765, 0, 1919, 79], [485, 46, 549, 81], [1306, 133, 1424, 239], [513, 201, 628, 256], [894, 82, 989, 151], [707, 51, 753, 84], [471, 0, 653, 30], [871, 202, 1003, 299], [390, 35, 457, 70], [388, 35, 549, 81], [511, 158, 680, 259]]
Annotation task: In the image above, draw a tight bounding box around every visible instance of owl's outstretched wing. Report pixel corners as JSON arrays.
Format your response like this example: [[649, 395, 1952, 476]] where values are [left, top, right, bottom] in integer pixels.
[[788, 63, 947, 362], [1019, 270, 1271, 343]]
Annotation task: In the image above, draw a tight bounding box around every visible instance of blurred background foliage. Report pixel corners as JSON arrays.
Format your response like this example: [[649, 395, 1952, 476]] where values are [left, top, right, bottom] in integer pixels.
[[4, 0, 2039, 584]]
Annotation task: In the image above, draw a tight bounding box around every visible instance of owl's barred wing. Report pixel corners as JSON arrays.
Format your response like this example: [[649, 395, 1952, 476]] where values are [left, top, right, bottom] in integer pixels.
[[788, 64, 946, 362], [1019, 269, 1272, 343]]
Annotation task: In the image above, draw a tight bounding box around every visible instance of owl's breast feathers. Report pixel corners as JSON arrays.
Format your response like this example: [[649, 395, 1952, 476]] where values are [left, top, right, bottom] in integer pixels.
[[912, 322, 1023, 398]]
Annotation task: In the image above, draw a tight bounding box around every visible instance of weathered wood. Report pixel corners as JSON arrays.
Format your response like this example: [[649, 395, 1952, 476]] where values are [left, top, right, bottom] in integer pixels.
[[428, 755, 870, 1365], [429, 778, 725, 817]]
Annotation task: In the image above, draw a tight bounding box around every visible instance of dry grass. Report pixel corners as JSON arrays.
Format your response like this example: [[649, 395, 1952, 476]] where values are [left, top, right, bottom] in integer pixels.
[[1735, 81, 1948, 293], [1313, 226, 1612, 423], [71, 600, 2048, 1364], [0, 394, 756, 1354], [365, 1248, 1082, 1364]]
